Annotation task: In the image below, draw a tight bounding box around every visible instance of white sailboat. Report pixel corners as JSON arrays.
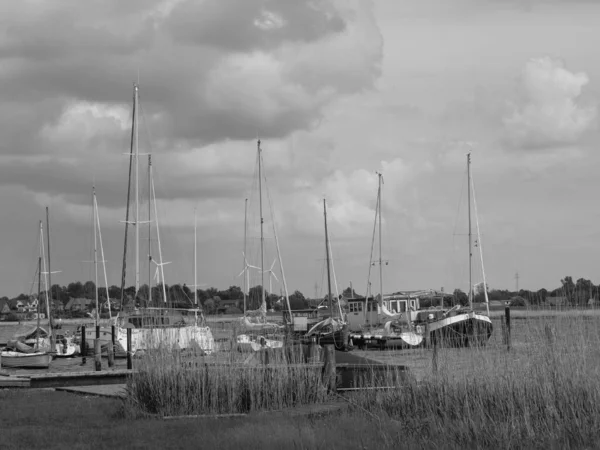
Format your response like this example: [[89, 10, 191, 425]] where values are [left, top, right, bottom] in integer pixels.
[[420, 152, 493, 346], [236, 140, 290, 352], [346, 172, 423, 349], [1, 222, 53, 368], [303, 199, 352, 351], [113, 83, 214, 355], [82, 186, 120, 354]]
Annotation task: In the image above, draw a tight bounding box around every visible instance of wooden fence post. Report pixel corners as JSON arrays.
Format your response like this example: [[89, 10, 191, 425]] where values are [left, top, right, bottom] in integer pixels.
[[127, 328, 132, 370], [81, 325, 86, 365], [107, 338, 114, 368], [505, 303, 511, 351], [322, 344, 336, 393], [94, 339, 102, 371]]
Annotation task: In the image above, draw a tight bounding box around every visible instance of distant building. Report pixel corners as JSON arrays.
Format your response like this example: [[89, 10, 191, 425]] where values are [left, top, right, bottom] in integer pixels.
[[65, 297, 95, 311], [217, 299, 240, 314]]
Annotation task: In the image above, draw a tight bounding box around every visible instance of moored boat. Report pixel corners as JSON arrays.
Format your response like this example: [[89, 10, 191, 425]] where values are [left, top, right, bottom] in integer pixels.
[[0, 351, 52, 369]]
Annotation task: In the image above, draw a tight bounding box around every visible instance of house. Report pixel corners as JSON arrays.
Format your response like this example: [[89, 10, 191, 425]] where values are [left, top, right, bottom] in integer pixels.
[[65, 297, 95, 311], [217, 299, 241, 314]]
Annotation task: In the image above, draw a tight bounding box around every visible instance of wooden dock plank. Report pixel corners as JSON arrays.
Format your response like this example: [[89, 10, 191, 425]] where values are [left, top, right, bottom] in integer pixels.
[[55, 384, 126, 398], [0, 376, 31, 388]]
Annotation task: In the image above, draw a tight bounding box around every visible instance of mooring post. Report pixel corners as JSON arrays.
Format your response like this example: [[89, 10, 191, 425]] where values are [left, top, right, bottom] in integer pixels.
[[111, 325, 116, 356], [81, 325, 87, 365], [322, 344, 336, 393], [505, 302, 511, 351], [94, 339, 101, 371], [107, 337, 115, 368], [127, 328, 132, 370]]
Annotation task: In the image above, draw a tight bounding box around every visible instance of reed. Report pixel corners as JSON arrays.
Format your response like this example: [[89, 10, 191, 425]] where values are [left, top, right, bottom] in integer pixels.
[[349, 314, 600, 448], [124, 344, 329, 417]]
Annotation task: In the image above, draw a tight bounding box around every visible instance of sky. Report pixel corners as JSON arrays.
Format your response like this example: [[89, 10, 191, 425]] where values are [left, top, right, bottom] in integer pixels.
[[1, 0, 600, 299]]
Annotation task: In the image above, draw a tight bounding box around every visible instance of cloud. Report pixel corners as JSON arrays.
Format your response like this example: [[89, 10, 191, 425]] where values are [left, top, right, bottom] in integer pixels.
[[503, 57, 597, 149], [0, 0, 383, 217], [165, 0, 346, 51], [0, 0, 382, 155]]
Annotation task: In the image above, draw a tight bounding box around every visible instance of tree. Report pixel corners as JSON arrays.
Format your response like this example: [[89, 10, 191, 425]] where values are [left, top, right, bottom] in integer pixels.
[[453, 289, 468, 306], [248, 286, 265, 310], [289, 290, 307, 310], [226, 285, 244, 300], [204, 298, 216, 315], [561, 276, 575, 304], [83, 281, 96, 299], [108, 285, 120, 300], [67, 281, 84, 298], [342, 286, 362, 299]]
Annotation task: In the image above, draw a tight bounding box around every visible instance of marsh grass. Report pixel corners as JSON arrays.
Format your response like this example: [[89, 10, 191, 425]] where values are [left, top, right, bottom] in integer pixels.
[[125, 344, 329, 417], [348, 314, 600, 448]]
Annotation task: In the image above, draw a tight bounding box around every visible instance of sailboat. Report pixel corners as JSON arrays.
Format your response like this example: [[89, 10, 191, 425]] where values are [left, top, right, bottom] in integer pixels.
[[415, 153, 493, 346], [236, 140, 289, 352], [112, 83, 214, 355], [345, 173, 423, 349], [81, 186, 120, 355], [303, 199, 352, 351], [1, 222, 52, 369]]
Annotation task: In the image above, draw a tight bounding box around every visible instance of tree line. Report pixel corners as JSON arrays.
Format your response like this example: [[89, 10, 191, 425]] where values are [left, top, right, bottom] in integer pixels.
[[2, 275, 598, 315]]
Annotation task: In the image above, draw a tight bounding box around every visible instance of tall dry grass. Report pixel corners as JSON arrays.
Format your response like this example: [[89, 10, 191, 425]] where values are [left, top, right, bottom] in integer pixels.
[[124, 344, 329, 417], [349, 314, 600, 448]]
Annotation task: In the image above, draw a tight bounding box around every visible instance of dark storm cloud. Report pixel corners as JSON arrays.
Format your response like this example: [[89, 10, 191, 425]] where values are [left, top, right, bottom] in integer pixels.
[[165, 0, 345, 51]]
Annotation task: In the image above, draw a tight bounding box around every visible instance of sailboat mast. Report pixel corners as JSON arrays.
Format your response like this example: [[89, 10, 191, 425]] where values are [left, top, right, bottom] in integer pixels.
[[324, 199, 333, 315], [45, 207, 53, 331], [243, 198, 248, 314], [258, 140, 265, 309], [134, 83, 140, 296], [37, 221, 42, 351], [377, 172, 383, 304], [95, 192, 111, 318], [467, 152, 473, 309], [148, 155, 152, 306], [194, 207, 198, 306], [120, 84, 136, 310], [93, 186, 99, 326]]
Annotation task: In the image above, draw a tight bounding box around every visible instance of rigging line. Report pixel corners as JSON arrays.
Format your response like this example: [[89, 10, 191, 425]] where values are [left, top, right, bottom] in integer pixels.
[[364, 184, 380, 300], [450, 165, 468, 289], [262, 158, 292, 317], [470, 166, 490, 314]]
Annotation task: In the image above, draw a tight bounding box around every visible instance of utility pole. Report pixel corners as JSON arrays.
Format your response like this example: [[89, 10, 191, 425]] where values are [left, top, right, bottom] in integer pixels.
[[515, 271, 520, 293]]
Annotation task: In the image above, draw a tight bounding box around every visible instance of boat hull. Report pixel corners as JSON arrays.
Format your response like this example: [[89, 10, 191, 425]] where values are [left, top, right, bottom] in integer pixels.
[[116, 325, 215, 355], [0, 351, 52, 369], [236, 334, 284, 352], [427, 312, 493, 347]]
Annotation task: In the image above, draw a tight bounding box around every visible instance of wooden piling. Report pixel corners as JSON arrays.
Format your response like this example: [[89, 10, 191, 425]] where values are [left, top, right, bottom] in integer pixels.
[[81, 325, 87, 365], [94, 339, 101, 371], [322, 344, 336, 393], [126, 328, 132, 370], [107, 339, 115, 367], [505, 303, 511, 351]]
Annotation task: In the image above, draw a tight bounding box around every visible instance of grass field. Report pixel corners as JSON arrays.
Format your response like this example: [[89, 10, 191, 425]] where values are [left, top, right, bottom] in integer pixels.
[[4, 311, 600, 448]]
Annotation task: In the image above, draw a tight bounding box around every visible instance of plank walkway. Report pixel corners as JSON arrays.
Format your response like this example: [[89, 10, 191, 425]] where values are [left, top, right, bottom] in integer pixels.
[[55, 384, 126, 398]]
